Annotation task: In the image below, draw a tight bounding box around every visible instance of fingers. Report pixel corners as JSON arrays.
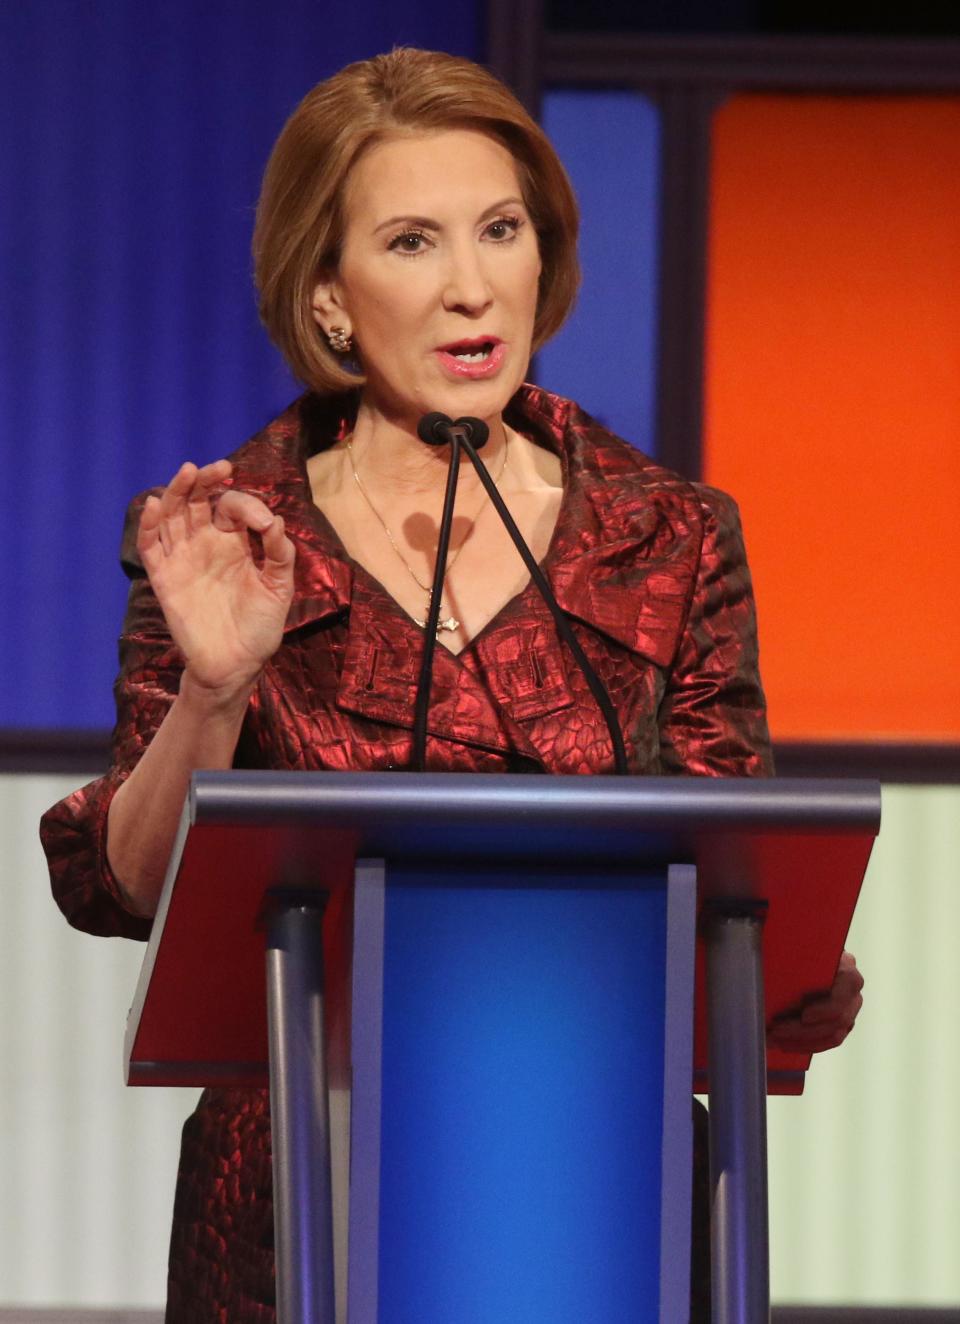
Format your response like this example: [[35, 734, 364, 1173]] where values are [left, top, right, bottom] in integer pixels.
[[767, 1011, 853, 1051], [136, 493, 165, 564], [837, 950, 864, 990], [212, 488, 276, 534], [799, 985, 863, 1026], [797, 957, 864, 1026], [767, 1013, 859, 1052], [137, 460, 234, 559], [767, 951, 864, 1054], [186, 459, 232, 531], [260, 514, 296, 593], [156, 463, 199, 552], [768, 1007, 859, 1050], [136, 460, 295, 590], [134, 459, 295, 614]]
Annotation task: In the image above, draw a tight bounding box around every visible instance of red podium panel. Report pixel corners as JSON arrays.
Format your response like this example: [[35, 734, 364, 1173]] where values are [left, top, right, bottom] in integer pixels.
[[125, 772, 878, 1095]]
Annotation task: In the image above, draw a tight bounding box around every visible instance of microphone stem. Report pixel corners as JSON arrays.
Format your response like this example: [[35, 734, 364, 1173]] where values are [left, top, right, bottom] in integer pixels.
[[411, 433, 462, 771], [458, 434, 630, 776]]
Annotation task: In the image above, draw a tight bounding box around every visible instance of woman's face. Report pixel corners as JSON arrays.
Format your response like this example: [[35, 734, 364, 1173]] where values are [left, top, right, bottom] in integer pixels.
[[312, 128, 542, 432]]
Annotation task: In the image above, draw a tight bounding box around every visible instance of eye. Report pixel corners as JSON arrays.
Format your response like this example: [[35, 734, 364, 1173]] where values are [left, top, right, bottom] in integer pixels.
[[484, 215, 522, 242], [388, 229, 432, 256]]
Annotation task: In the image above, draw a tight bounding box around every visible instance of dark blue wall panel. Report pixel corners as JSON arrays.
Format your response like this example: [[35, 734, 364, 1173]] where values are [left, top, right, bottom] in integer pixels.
[[537, 91, 661, 456], [1, 1, 479, 731]]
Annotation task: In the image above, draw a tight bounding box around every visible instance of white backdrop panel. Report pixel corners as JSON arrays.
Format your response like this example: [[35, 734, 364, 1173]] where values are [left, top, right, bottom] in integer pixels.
[[1, 773, 198, 1309], [767, 784, 960, 1306]]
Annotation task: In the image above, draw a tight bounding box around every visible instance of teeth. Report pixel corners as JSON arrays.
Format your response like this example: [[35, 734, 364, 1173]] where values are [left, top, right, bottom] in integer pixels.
[[451, 345, 492, 362]]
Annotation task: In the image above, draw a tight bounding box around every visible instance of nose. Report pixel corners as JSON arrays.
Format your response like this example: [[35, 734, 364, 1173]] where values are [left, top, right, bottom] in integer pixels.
[[441, 240, 493, 316]]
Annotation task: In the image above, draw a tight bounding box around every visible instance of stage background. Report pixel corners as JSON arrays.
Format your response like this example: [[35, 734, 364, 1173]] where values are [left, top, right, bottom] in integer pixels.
[[2, 0, 958, 1313]]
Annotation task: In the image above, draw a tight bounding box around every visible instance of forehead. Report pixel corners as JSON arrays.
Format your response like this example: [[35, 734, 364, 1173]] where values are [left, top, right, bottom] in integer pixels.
[[342, 129, 524, 226]]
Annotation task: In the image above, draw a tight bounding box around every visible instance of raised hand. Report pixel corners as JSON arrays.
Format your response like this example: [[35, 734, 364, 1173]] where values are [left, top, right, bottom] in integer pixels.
[[767, 950, 864, 1055], [137, 459, 296, 697]]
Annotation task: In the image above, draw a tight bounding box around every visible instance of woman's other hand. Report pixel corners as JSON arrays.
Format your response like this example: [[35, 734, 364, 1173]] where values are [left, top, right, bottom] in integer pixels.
[[137, 459, 296, 697], [766, 950, 864, 1055]]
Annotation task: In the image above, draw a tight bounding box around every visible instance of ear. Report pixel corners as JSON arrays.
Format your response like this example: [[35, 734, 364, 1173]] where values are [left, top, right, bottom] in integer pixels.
[[310, 273, 351, 340]]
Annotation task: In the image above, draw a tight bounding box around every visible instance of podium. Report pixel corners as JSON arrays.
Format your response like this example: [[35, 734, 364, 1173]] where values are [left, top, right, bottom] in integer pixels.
[[124, 772, 879, 1324]]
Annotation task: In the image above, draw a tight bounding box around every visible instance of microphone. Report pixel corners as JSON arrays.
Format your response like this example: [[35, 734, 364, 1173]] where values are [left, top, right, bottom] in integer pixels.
[[411, 412, 628, 776], [417, 412, 489, 449]]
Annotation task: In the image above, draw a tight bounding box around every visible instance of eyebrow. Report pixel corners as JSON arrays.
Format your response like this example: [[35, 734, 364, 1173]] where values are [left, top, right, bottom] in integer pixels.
[[372, 196, 526, 236]]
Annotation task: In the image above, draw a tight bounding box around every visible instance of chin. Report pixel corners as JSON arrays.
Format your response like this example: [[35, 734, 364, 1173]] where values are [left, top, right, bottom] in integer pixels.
[[430, 381, 522, 426]]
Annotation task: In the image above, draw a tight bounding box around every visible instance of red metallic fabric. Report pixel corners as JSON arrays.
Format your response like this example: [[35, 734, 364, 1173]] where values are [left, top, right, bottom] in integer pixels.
[[41, 385, 771, 1322]]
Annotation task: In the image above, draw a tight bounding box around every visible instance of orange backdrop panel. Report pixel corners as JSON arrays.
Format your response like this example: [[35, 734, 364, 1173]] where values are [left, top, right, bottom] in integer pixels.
[[703, 95, 960, 741]]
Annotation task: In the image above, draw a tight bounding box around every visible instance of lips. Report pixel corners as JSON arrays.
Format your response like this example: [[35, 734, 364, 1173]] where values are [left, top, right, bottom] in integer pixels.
[[435, 336, 506, 379]]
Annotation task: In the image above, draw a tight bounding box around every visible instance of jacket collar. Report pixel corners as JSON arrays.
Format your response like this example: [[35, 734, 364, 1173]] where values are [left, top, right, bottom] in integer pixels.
[[509, 387, 702, 668], [226, 385, 703, 668]]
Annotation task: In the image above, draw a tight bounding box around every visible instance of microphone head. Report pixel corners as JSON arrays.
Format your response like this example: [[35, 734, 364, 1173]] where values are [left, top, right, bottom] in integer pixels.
[[455, 416, 490, 450], [417, 412, 453, 446]]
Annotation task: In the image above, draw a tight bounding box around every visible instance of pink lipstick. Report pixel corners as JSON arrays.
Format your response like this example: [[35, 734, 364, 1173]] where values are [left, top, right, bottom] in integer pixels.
[[435, 337, 506, 380]]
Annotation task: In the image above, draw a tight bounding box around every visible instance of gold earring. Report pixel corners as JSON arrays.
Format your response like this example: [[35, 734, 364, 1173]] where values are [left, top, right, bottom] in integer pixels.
[[328, 326, 352, 354]]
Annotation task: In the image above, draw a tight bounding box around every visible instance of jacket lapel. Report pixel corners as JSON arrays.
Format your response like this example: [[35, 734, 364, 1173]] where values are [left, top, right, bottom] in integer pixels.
[[225, 386, 704, 758], [335, 576, 555, 763], [511, 387, 703, 670]]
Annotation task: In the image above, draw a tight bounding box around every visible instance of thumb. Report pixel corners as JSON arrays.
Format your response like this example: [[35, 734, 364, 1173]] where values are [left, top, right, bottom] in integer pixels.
[[260, 515, 296, 592]]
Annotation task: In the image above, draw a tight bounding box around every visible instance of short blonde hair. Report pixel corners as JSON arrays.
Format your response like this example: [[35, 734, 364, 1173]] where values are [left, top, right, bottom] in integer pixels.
[[253, 48, 580, 395]]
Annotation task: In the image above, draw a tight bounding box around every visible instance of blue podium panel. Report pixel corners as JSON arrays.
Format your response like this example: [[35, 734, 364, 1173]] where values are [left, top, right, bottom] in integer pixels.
[[349, 862, 695, 1324]]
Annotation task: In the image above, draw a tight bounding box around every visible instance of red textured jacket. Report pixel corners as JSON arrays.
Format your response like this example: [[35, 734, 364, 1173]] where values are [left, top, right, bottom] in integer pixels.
[[41, 384, 771, 1321]]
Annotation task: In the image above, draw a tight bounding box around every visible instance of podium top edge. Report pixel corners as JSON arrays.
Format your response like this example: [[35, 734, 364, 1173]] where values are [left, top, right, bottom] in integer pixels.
[[189, 771, 881, 835]]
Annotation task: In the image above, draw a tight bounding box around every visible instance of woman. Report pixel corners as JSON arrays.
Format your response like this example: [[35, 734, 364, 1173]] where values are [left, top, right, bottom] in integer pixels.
[[41, 48, 862, 1322]]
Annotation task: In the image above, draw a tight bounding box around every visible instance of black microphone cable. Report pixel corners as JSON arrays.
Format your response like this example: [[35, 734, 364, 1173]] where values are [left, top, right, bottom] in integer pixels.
[[409, 413, 486, 771], [410, 411, 629, 776], [456, 416, 629, 776]]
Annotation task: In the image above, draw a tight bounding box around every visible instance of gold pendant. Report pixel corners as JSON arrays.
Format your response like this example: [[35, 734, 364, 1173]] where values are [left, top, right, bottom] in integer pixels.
[[415, 614, 460, 635], [415, 591, 459, 636]]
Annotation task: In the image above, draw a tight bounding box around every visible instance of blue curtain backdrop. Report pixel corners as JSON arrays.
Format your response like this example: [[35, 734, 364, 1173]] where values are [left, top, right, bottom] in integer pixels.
[[537, 91, 661, 455], [1, 1, 479, 731]]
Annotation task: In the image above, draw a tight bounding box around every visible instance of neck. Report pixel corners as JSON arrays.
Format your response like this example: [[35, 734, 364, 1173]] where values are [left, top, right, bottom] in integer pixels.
[[345, 400, 508, 498]]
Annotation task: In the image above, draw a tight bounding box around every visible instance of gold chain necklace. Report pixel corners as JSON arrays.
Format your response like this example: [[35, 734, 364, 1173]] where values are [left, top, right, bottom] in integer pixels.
[[346, 431, 510, 635]]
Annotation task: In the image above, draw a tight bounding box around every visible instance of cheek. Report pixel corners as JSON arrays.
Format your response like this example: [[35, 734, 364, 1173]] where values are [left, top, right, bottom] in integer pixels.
[[522, 257, 543, 326], [349, 274, 433, 344], [523, 241, 543, 293]]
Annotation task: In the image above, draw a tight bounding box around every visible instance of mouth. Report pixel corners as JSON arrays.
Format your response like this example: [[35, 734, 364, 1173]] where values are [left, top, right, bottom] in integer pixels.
[[435, 337, 506, 378], [439, 336, 502, 361]]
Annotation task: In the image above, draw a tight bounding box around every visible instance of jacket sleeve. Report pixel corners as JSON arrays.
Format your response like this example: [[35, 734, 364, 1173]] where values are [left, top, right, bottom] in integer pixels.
[[658, 485, 774, 777], [39, 492, 179, 940]]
